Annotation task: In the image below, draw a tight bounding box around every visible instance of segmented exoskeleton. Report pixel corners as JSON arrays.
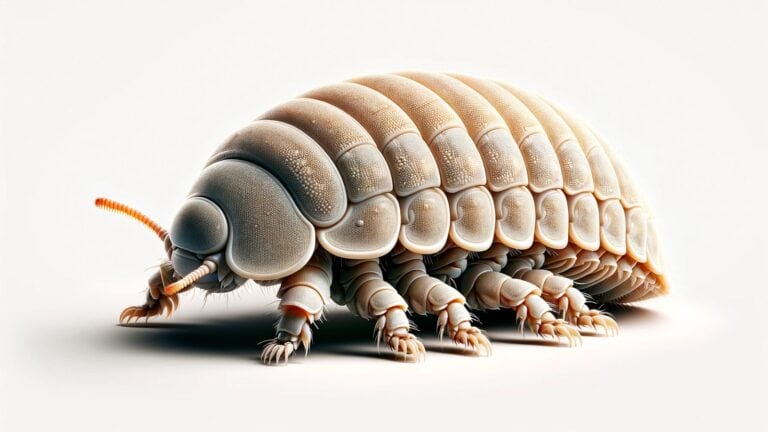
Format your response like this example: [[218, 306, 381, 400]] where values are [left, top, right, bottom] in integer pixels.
[[97, 72, 667, 364]]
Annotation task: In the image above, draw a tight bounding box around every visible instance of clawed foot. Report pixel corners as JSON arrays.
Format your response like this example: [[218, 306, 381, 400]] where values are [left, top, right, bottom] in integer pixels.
[[572, 309, 619, 336], [555, 288, 619, 336], [374, 313, 425, 361], [518, 299, 582, 347], [534, 317, 582, 347], [543, 276, 620, 337], [119, 294, 178, 323], [260, 322, 312, 365], [260, 340, 298, 365], [386, 332, 426, 360], [500, 290, 582, 346], [445, 323, 493, 356], [436, 304, 492, 356]]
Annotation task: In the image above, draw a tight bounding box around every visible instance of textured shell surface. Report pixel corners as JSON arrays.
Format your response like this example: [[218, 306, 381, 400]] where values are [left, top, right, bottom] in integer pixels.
[[197, 72, 666, 301]]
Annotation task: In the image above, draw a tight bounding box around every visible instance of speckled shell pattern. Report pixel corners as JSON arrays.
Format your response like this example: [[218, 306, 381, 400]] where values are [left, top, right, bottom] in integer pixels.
[[202, 72, 666, 303]]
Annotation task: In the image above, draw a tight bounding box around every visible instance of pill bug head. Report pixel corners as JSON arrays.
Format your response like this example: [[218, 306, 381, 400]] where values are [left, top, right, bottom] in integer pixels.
[[96, 159, 316, 294], [167, 196, 248, 293], [94, 196, 246, 294]]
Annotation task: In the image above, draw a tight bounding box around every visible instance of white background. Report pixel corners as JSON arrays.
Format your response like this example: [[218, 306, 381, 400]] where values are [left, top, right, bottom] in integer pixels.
[[1, 1, 766, 431]]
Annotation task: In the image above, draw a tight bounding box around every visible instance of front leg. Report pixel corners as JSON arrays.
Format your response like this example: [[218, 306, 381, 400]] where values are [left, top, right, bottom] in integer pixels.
[[261, 250, 332, 365], [119, 261, 181, 323]]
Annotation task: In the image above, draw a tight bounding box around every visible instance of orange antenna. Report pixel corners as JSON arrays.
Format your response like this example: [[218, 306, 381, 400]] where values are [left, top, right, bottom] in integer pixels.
[[95, 197, 168, 241], [164, 260, 217, 295]]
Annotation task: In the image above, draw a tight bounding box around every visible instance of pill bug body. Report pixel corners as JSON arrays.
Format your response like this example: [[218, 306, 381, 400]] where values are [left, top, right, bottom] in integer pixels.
[[98, 72, 667, 364]]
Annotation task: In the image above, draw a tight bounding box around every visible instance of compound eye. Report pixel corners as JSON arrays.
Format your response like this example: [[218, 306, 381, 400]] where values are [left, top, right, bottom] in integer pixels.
[[169, 197, 229, 254]]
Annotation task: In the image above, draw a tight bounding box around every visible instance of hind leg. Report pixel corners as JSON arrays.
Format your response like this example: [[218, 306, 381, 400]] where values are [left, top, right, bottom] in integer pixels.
[[119, 261, 182, 323], [261, 250, 332, 365], [385, 245, 491, 355], [335, 257, 425, 360], [506, 246, 618, 335]]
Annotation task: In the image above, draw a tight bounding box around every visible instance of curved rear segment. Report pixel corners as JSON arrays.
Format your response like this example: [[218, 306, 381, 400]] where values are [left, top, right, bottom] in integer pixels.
[[538, 97, 666, 288]]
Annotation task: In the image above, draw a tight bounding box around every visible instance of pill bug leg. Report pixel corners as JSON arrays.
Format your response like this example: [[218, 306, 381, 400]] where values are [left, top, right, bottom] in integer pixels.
[[506, 247, 618, 336], [260, 250, 333, 365], [119, 261, 182, 323], [334, 257, 425, 361], [456, 244, 581, 346], [385, 245, 492, 355]]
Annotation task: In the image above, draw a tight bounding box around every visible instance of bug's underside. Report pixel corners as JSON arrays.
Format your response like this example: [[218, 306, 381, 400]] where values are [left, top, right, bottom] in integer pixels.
[[107, 72, 668, 365]]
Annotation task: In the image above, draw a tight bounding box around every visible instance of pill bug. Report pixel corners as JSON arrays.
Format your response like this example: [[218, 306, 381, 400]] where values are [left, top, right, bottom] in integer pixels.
[[97, 72, 667, 364]]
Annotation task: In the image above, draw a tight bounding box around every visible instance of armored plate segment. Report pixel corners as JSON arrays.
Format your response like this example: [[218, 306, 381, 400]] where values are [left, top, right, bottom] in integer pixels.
[[495, 83, 600, 251], [449, 74, 569, 249], [350, 74, 488, 193], [449, 74, 564, 192], [317, 193, 401, 259], [545, 100, 627, 255], [396, 72, 536, 250], [189, 159, 315, 280], [259, 98, 393, 203], [397, 71, 528, 192], [207, 120, 347, 228], [351, 74, 496, 251], [590, 128, 649, 263], [497, 83, 595, 195], [303, 83, 449, 254]]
